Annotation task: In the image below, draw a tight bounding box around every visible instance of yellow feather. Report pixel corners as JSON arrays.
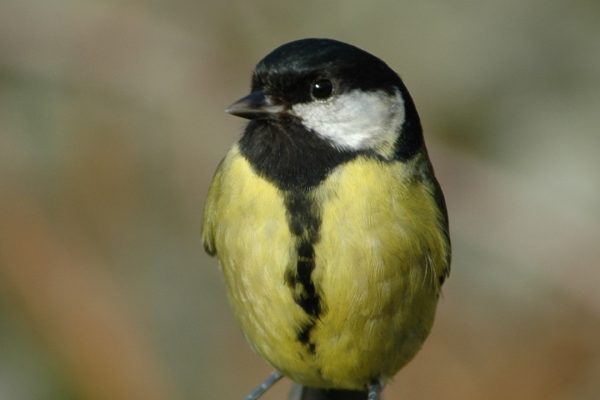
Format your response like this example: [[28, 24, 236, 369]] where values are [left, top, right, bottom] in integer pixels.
[[202, 145, 449, 389]]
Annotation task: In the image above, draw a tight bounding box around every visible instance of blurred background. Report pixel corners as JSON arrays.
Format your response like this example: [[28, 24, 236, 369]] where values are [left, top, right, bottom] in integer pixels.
[[1, 1, 599, 399]]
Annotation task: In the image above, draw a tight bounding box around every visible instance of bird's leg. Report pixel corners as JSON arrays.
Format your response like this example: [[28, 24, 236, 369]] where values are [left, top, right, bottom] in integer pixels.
[[367, 380, 383, 400], [244, 370, 284, 400]]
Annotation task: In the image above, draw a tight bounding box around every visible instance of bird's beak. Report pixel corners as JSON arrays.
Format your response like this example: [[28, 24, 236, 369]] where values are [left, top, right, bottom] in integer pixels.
[[225, 91, 285, 120]]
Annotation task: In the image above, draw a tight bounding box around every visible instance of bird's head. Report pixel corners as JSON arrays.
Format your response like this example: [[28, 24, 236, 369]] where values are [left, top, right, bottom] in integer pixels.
[[227, 38, 423, 161]]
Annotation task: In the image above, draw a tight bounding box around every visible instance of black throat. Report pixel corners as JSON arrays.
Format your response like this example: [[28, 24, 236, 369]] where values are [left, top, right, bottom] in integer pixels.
[[239, 117, 361, 191]]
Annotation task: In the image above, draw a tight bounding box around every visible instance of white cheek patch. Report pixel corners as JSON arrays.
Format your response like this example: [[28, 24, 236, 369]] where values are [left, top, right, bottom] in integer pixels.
[[291, 89, 405, 151]]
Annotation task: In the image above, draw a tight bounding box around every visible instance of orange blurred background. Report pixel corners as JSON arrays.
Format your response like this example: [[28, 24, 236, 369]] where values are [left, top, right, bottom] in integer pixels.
[[1, 1, 599, 399]]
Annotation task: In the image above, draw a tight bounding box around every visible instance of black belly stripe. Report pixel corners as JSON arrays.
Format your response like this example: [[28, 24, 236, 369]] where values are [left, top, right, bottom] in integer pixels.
[[298, 323, 317, 354], [283, 191, 323, 353], [294, 241, 321, 317]]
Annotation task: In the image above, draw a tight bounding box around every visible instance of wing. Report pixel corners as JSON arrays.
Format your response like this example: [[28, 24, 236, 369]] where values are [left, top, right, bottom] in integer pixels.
[[201, 157, 226, 257], [422, 160, 451, 287], [430, 178, 451, 287]]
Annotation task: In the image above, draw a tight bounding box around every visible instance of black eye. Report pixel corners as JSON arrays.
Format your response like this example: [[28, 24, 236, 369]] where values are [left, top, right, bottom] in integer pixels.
[[311, 79, 333, 100]]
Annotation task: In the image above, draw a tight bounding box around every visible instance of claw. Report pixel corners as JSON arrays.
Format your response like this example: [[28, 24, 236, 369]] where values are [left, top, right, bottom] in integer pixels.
[[367, 380, 383, 400], [244, 371, 284, 400]]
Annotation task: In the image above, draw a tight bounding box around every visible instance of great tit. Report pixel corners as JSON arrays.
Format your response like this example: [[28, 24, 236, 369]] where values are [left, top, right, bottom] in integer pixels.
[[202, 38, 451, 400]]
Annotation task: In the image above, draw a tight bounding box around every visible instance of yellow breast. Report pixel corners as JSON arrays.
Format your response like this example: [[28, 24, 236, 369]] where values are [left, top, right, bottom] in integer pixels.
[[202, 145, 449, 389]]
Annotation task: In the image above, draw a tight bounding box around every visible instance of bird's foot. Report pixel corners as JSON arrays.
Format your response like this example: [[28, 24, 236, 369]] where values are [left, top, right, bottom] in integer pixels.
[[244, 370, 284, 400], [367, 380, 383, 400]]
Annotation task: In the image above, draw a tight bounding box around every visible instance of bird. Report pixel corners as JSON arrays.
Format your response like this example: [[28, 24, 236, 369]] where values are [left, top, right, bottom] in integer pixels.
[[202, 38, 451, 400]]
